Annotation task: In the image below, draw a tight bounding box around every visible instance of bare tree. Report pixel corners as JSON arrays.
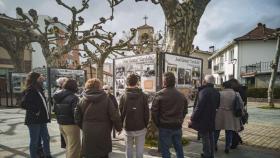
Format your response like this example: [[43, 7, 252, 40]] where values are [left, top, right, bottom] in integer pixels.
[[82, 28, 137, 82], [11, 0, 122, 68], [268, 29, 280, 108], [0, 15, 31, 72], [136, 0, 210, 55]]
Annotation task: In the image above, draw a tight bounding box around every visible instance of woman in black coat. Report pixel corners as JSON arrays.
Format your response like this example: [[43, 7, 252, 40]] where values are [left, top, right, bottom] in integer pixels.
[[53, 79, 81, 158], [21, 72, 52, 158]]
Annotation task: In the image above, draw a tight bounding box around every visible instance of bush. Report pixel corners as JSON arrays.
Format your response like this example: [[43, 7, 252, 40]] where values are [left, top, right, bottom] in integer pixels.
[[247, 88, 280, 99]]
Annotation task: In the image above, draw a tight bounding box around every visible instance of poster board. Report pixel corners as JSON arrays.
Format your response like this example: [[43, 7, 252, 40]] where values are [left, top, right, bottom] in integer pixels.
[[164, 53, 202, 88], [11, 73, 27, 93], [49, 68, 85, 95], [114, 54, 157, 101]]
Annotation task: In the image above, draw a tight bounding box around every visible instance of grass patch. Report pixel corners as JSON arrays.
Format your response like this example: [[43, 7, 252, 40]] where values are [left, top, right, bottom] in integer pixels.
[[258, 106, 280, 110], [145, 137, 189, 148]]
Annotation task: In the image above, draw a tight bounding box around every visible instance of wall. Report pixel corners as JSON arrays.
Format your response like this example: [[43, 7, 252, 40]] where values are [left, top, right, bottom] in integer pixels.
[[211, 43, 237, 84]]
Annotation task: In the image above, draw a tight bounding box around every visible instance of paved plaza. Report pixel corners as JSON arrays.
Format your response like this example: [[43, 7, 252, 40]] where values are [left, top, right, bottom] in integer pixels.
[[0, 103, 280, 158]]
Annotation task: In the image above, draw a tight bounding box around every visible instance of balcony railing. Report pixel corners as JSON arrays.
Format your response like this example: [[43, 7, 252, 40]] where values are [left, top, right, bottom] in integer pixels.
[[240, 61, 280, 76], [214, 63, 224, 73]]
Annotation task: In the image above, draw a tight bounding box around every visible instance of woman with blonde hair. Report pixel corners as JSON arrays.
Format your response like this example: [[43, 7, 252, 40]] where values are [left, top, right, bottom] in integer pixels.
[[75, 78, 122, 158]]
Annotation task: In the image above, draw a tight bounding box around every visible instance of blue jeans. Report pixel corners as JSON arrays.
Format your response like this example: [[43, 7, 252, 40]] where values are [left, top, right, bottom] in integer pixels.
[[27, 124, 51, 158], [159, 128, 184, 158], [200, 131, 214, 158], [215, 130, 233, 150]]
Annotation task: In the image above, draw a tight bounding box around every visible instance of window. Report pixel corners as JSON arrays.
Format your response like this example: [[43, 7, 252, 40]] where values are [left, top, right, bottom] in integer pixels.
[[230, 49, 234, 61], [208, 60, 212, 69], [224, 52, 227, 61]]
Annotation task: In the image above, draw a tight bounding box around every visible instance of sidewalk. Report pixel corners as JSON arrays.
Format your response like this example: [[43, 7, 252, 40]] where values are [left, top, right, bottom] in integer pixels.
[[184, 102, 280, 151], [0, 107, 280, 158]]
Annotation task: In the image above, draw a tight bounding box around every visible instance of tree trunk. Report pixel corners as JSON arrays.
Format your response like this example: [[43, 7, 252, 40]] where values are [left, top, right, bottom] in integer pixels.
[[160, 0, 210, 55], [13, 50, 26, 72], [268, 35, 280, 108], [96, 62, 104, 84], [40, 42, 56, 68]]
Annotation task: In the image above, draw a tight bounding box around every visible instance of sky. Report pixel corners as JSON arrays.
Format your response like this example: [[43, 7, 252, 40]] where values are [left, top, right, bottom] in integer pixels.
[[0, 0, 280, 51]]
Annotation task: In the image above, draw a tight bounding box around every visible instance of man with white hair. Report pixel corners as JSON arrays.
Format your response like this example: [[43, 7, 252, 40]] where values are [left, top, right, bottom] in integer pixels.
[[56, 77, 68, 89], [189, 75, 220, 158]]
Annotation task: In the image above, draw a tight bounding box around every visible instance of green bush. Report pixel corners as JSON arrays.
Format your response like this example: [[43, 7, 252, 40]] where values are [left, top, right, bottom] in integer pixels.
[[247, 88, 280, 99]]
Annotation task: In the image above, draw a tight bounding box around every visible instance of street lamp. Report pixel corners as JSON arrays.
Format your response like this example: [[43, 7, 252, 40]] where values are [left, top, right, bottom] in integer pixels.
[[231, 59, 237, 78]]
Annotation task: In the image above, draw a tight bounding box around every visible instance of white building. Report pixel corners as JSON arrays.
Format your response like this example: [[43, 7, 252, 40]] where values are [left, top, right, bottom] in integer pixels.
[[209, 23, 280, 88]]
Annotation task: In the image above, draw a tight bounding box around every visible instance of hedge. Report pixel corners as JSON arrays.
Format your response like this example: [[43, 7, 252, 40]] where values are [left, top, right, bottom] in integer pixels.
[[247, 88, 280, 99]]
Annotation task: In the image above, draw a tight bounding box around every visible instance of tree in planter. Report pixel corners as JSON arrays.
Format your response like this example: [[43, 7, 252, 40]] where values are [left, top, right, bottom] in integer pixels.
[[136, 0, 210, 55], [134, 0, 210, 153], [268, 29, 280, 108], [82, 28, 137, 82]]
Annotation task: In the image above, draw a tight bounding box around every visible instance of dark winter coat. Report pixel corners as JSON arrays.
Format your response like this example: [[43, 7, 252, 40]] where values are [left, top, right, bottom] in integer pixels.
[[22, 86, 50, 125], [75, 89, 122, 158], [108, 93, 118, 109], [190, 83, 220, 133], [53, 89, 79, 125], [151, 87, 188, 129], [119, 88, 149, 131]]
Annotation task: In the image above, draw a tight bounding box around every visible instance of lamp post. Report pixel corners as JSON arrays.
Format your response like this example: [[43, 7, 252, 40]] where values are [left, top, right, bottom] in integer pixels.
[[231, 59, 237, 78]]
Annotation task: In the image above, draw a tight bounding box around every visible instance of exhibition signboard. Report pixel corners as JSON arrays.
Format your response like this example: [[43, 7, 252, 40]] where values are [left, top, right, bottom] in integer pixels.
[[113, 53, 203, 102], [49, 68, 85, 95], [114, 54, 157, 100], [164, 53, 202, 88]]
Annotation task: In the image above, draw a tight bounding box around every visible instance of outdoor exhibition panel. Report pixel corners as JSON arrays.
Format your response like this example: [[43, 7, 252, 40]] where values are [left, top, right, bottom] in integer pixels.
[[114, 54, 157, 102], [163, 53, 202, 88], [113, 53, 203, 102], [9, 68, 86, 106]]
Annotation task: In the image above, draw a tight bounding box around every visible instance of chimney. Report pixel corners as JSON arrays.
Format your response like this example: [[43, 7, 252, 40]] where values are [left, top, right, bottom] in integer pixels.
[[209, 46, 215, 53], [257, 23, 262, 27]]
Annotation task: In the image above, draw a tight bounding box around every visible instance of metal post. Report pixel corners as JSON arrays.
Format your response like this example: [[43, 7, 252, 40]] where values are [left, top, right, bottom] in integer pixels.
[[233, 63, 235, 78], [89, 60, 93, 78], [47, 67, 52, 119], [8, 72, 13, 107]]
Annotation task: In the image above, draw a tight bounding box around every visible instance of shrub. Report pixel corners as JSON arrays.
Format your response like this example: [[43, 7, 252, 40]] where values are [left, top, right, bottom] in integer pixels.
[[247, 88, 280, 99]]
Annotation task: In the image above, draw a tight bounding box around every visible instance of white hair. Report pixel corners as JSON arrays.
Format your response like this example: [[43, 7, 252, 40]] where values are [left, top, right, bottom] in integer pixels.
[[56, 77, 68, 88], [204, 75, 215, 84], [103, 85, 109, 90]]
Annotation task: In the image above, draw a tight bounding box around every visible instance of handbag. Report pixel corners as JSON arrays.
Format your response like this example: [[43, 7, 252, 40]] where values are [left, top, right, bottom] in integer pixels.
[[241, 105, 249, 124], [233, 92, 243, 117]]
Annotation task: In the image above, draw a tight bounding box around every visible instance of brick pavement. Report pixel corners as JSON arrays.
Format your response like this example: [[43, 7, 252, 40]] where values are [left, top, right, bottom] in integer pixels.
[[182, 117, 280, 151]]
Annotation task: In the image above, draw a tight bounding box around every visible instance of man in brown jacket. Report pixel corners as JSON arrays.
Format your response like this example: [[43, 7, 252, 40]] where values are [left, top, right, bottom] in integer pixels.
[[119, 74, 149, 158], [151, 72, 188, 158]]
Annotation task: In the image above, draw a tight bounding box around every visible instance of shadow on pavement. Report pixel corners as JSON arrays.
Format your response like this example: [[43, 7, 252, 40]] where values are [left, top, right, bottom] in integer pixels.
[[0, 144, 29, 157]]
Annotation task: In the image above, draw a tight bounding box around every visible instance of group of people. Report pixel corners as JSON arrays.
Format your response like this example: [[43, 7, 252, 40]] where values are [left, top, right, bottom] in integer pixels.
[[21, 71, 188, 158], [21, 71, 246, 158], [190, 75, 247, 158]]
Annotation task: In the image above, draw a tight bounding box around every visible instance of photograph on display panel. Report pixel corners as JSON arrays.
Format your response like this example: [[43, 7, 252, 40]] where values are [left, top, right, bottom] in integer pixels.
[[164, 53, 202, 88], [114, 54, 157, 101]]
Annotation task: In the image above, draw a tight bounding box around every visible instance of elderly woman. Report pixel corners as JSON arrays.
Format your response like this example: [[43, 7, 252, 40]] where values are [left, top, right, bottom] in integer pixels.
[[53, 79, 81, 158], [75, 78, 122, 158], [215, 81, 244, 154]]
